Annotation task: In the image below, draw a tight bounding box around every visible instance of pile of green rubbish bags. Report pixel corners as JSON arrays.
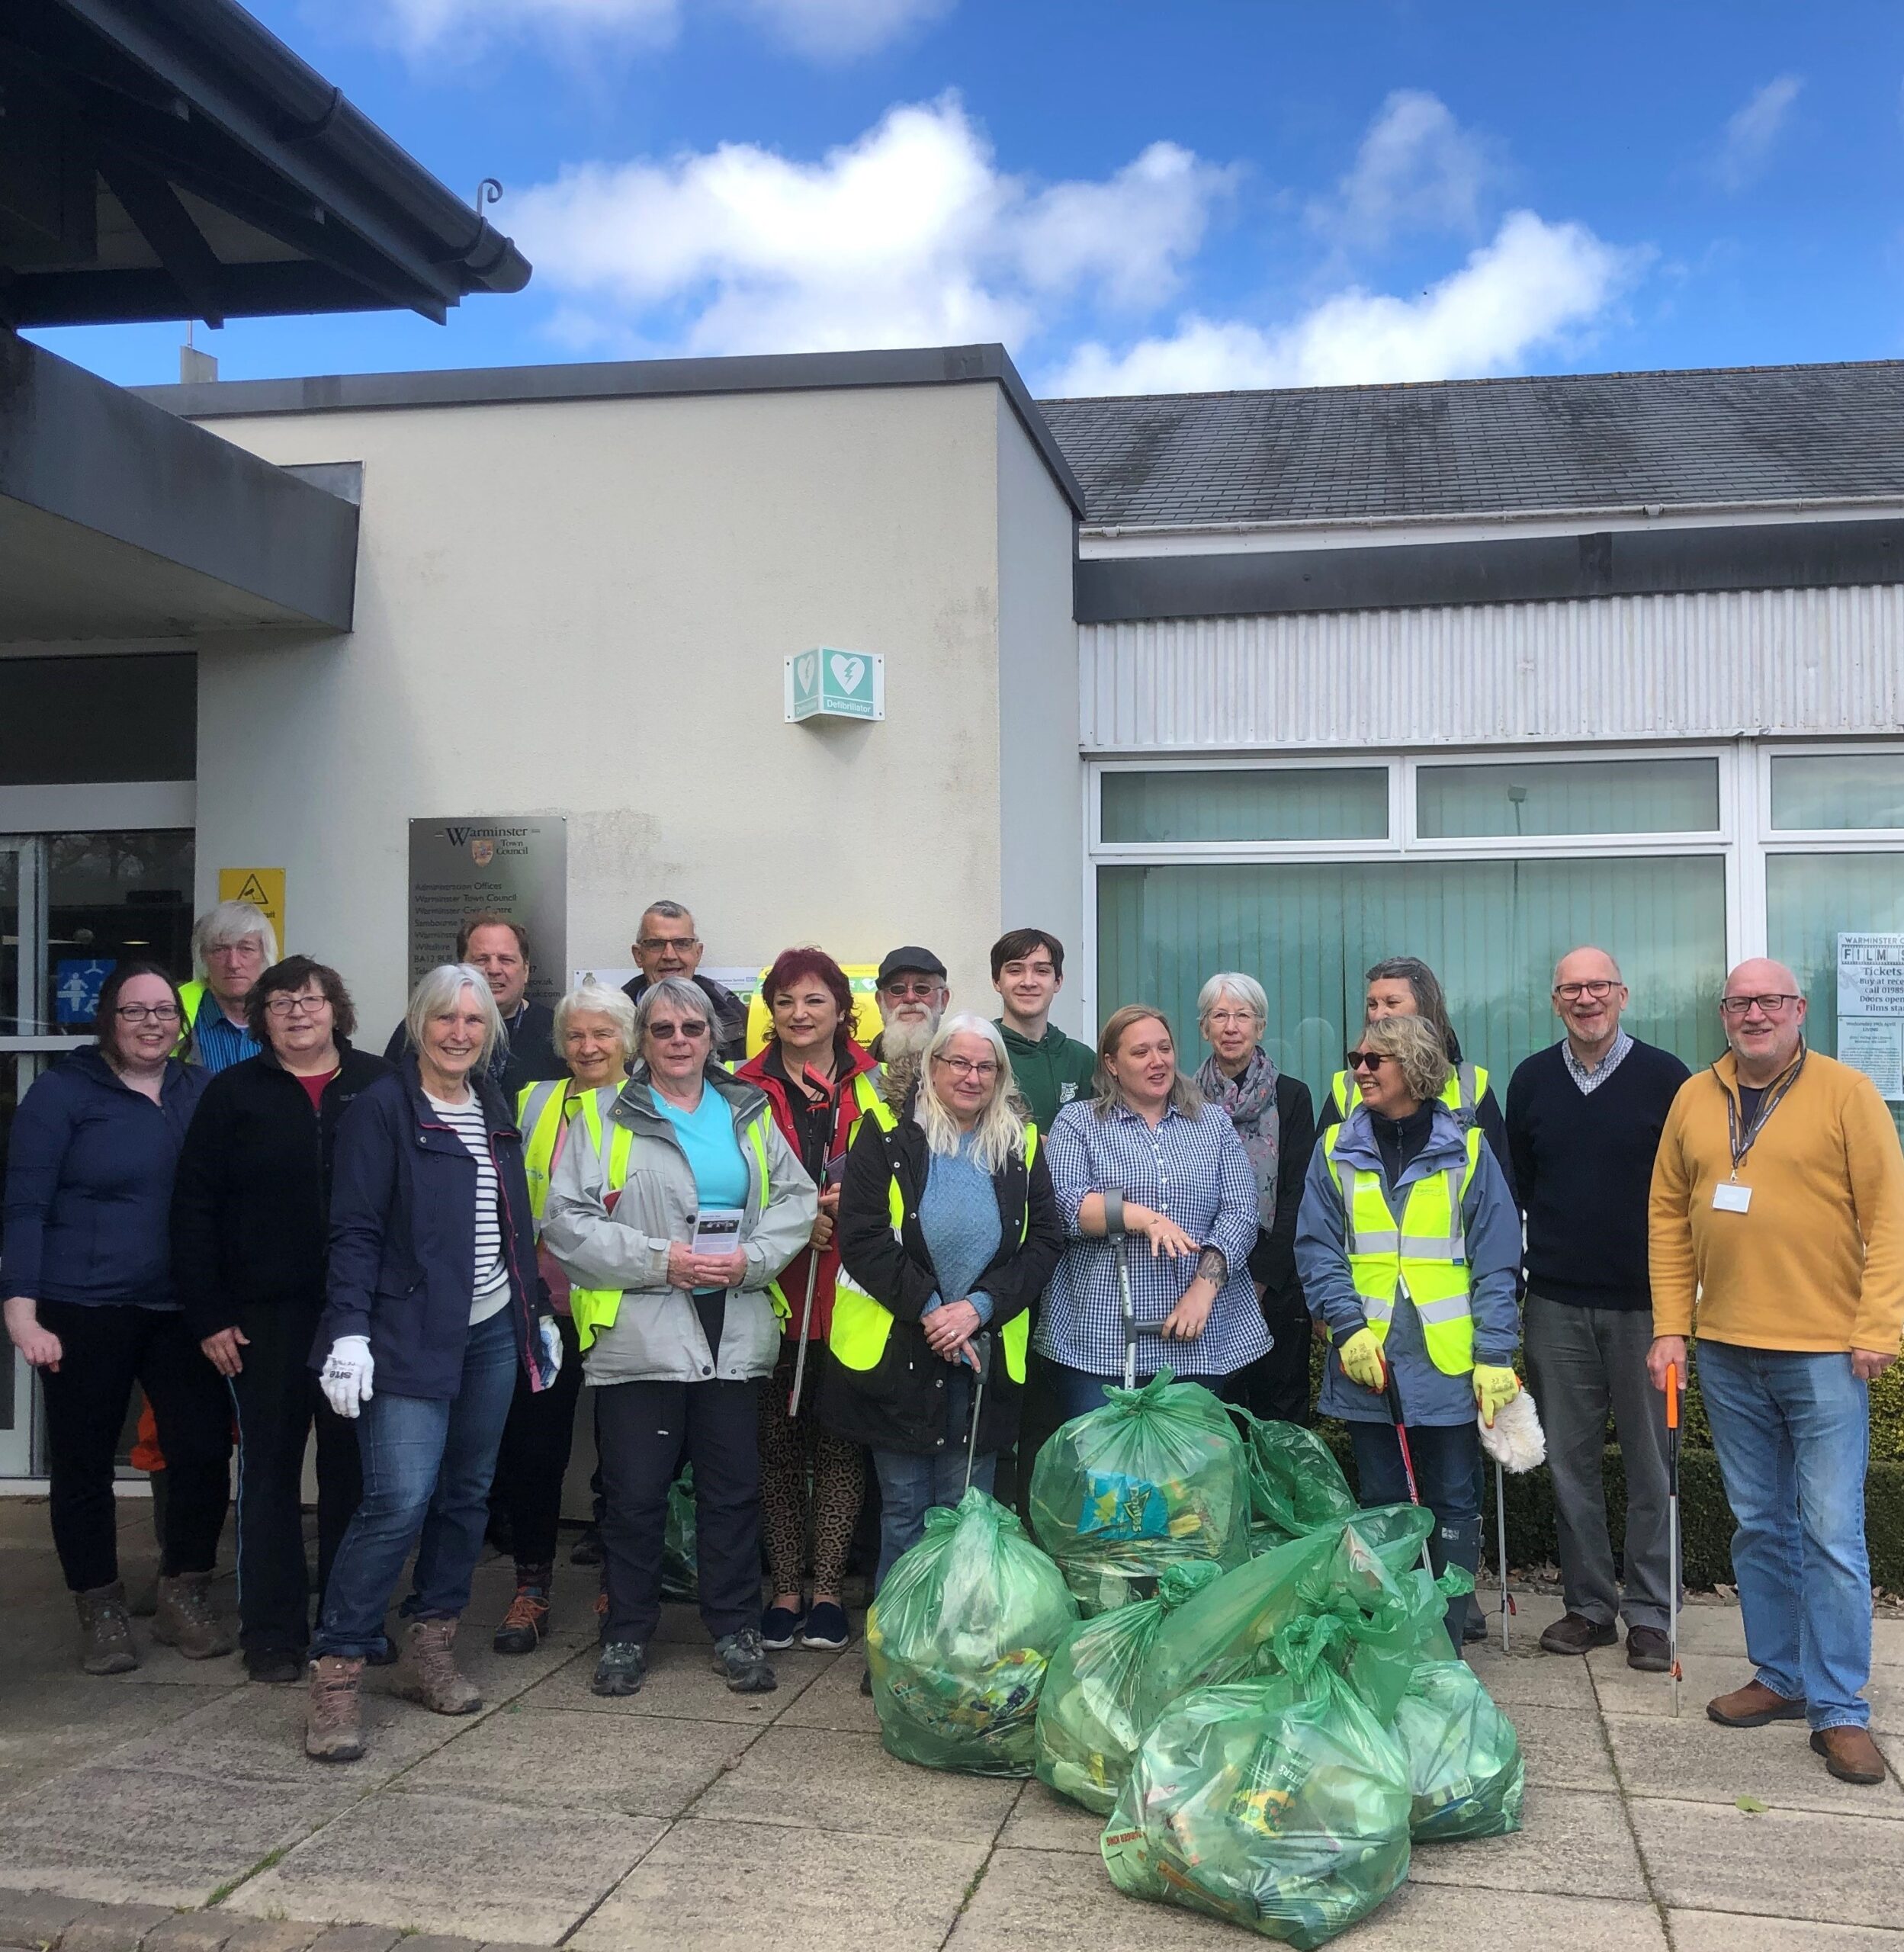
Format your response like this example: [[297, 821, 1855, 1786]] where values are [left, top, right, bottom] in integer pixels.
[[863, 1372, 1525, 1950]]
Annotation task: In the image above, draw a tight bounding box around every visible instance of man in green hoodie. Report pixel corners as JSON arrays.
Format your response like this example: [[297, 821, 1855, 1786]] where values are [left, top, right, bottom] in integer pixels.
[[991, 929, 1097, 1133]]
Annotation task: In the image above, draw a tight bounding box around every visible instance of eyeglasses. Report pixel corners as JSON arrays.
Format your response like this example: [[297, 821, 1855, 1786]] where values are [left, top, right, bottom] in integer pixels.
[[1719, 994, 1801, 1017], [116, 1003, 182, 1025], [1204, 1010, 1261, 1027], [647, 1020, 710, 1042], [265, 994, 327, 1019], [1553, 980, 1619, 1002], [1345, 1050, 1389, 1073], [933, 1055, 999, 1078], [637, 936, 699, 952], [883, 980, 942, 1000]]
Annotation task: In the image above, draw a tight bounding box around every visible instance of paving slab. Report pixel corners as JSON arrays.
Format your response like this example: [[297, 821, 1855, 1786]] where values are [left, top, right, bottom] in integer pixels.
[[1463, 1645, 1602, 1711], [141, 1917, 242, 1952], [1629, 1795, 1904, 1928], [305, 1928, 400, 1952], [0, 1764, 350, 1909], [1668, 1914, 1904, 1949], [571, 1816, 989, 1952], [58, 1905, 177, 1952], [229, 1792, 663, 1946], [1671, 1607, 1751, 1655], [770, 1647, 880, 1735], [690, 1725, 1021, 1839], [993, 1780, 1101, 1854], [508, 1636, 829, 1725], [0, 1678, 236, 1800], [0, 1888, 95, 1947], [1872, 1618, 1904, 1669], [1507, 1702, 1620, 1792], [1866, 1675, 1904, 1738], [1405, 1786, 1647, 1899], [1588, 1649, 1758, 1719], [1604, 1710, 1904, 1819], [396, 1705, 757, 1817], [943, 1846, 1251, 1952], [1321, 1883, 1671, 1950]]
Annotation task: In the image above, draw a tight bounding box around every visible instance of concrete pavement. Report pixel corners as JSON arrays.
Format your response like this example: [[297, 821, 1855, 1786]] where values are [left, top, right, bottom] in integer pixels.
[[3, 1495, 1902, 1950]]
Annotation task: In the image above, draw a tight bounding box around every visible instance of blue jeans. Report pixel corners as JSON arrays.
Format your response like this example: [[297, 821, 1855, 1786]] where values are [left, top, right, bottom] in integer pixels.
[[1349, 1418, 1482, 1649], [312, 1307, 520, 1659], [1697, 1340, 1872, 1730], [872, 1369, 992, 1591]]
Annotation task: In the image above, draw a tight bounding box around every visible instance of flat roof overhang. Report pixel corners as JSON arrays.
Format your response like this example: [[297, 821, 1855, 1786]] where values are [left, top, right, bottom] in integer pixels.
[[1, 329, 356, 637]]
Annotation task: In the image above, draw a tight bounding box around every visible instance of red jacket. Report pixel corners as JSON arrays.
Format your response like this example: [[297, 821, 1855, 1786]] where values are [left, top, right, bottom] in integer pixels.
[[734, 1039, 879, 1341]]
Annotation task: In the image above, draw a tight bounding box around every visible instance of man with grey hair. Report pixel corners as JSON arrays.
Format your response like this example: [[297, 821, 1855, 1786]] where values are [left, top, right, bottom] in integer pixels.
[[869, 946, 949, 1066], [621, 901, 746, 1064], [181, 900, 278, 1072], [1507, 946, 1689, 1669]]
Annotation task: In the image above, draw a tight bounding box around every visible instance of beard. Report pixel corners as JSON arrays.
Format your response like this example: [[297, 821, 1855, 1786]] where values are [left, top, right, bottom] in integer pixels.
[[878, 1013, 941, 1062]]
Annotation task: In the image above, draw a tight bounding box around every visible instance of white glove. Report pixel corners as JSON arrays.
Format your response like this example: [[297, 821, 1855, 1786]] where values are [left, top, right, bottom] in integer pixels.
[[320, 1334, 374, 1419], [538, 1318, 563, 1381]]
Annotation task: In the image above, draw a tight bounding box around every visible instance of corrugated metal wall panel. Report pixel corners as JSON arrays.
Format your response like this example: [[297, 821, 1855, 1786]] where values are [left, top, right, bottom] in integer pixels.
[[1080, 585, 1904, 750]]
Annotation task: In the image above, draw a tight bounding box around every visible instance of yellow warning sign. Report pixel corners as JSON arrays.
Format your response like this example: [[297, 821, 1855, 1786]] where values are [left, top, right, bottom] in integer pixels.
[[218, 868, 286, 954]]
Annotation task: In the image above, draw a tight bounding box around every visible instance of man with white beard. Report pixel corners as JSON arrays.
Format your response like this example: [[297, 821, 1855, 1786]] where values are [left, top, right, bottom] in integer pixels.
[[869, 948, 949, 1066]]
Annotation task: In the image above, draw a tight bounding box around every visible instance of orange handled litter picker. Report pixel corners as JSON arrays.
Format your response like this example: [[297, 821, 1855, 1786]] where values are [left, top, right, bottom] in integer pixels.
[[1666, 1360, 1684, 1718]]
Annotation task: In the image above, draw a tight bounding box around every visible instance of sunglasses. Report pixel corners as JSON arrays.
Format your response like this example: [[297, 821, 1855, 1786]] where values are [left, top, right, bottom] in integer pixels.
[[1345, 1050, 1390, 1073], [647, 1020, 710, 1042]]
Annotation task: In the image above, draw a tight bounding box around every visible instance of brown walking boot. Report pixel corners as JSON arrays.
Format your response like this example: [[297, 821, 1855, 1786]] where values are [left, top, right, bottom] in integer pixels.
[[1812, 1726, 1888, 1785], [493, 1563, 554, 1655], [1707, 1678, 1806, 1727], [305, 1655, 365, 1762], [74, 1582, 138, 1674], [402, 1618, 482, 1714], [152, 1571, 236, 1660]]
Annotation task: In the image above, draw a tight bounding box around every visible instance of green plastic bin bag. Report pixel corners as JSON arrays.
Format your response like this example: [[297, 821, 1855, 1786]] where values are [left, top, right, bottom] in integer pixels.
[[660, 1467, 697, 1602], [865, 1486, 1078, 1777], [1028, 1370, 1251, 1615], [1392, 1659, 1525, 1841], [1035, 1561, 1224, 1814], [1101, 1636, 1412, 1947], [1231, 1411, 1359, 1555]]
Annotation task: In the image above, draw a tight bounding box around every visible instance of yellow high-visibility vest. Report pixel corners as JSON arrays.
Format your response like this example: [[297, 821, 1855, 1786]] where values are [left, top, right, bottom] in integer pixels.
[[829, 1099, 1038, 1385], [1331, 1059, 1486, 1128], [1322, 1121, 1482, 1377], [569, 1103, 787, 1351], [515, 1080, 610, 1227]]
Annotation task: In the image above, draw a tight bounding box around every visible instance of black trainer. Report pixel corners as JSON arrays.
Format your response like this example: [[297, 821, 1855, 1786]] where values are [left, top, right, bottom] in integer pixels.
[[592, 1641, 647, 1697], [712, 1628, 777, 1694]]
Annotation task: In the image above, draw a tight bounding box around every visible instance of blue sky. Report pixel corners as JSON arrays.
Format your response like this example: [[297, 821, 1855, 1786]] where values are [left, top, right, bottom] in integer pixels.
[[33, 0, 1904, 398]]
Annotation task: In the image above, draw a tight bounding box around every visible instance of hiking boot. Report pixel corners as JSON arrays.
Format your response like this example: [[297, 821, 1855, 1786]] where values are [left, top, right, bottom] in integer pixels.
[[712, 1627, 776, 1694], [1540, 1612, 1618, 1656], [305, 1655, 365, 1762], [401, 1618, 482, 1715], [1708, 1679, 1806, 1727], [152, 1572, 235, 1660], [74, 1582, 137, 1674], [592, 1641, 647, 1696], [1812, 1726, 1887, 1785], [245, 1645, 306, 1685], [1626, 1626, 1671, 1673], [493, 1565, 553, 1655]]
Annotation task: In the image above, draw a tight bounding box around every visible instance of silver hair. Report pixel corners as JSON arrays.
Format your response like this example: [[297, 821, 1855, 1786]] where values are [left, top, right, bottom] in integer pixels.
[[403, 963, 505, 1068], [192, 900, 278, 971], [641, 899, 693, 928], [632, 974, 714, 1063], [554, 982, 639, 1066], [1360, 1013, 1452, 1105], [1198, 971, 1268, 1026], [914, 1013, 1026, 1175]]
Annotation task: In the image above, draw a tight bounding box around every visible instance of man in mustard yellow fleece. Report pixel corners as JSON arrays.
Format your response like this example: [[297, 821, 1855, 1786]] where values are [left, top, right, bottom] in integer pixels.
[[1649, 958, 1904, 1787]]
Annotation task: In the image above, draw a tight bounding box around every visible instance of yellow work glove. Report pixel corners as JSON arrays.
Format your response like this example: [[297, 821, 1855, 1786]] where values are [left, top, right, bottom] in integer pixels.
[[1473, 1364, 1521, 1428], [1337, 1328, 1387, 1394]]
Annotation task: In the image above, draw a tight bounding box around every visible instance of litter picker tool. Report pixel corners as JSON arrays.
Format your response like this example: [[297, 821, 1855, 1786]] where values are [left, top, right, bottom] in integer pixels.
[[964, 1333, 993, 1492], [786, 1092, 847, 1419], [1666, 1359, 1684, 1717], [1116, 1234, 1138, 1390], [1494, 1456, 1514, 1652], [1379, 1358, 1438, 1581]]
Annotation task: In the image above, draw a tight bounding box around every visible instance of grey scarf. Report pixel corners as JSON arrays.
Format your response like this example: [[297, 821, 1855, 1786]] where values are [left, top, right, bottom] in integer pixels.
[[1195, 1046, 1281, 1231]]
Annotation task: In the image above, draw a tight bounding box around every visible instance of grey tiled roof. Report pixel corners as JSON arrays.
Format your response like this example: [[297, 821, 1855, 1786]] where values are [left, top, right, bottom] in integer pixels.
[[1038, 361, 1904, 528]]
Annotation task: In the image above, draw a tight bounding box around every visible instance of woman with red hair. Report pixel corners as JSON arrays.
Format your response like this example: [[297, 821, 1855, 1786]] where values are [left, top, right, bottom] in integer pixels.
[[734, 948, 878, 1652]]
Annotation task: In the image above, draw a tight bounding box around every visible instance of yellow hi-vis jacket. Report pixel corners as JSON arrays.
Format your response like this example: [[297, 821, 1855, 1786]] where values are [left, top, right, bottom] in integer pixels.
[[1321, 1120, 1482, 1376], [1331, 1059, 1486, 1130], [515, 1079, 616, 1227], [829, 1096, 1039, 1387]]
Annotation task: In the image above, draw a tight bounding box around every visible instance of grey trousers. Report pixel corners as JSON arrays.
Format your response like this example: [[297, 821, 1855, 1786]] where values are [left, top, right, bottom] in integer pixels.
[[1524, 1292, 1672, 1633]]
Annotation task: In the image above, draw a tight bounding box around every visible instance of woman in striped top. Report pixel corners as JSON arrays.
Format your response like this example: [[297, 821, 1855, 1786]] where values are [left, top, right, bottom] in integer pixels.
[[304, 964, 557, 1765]]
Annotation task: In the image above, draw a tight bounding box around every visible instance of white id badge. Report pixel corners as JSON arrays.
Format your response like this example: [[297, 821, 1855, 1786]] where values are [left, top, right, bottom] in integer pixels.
[[1713, 1182, 1752, 1213]]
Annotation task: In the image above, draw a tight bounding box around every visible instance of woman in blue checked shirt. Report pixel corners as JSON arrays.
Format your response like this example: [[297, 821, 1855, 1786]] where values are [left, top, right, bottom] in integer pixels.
[[1040, 1004, 1268, 1421]]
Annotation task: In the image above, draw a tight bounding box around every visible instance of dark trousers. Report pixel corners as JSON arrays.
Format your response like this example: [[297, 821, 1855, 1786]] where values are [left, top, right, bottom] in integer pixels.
[[1044, 1359, 1249, 1424], [1349, 1417, 1482, 1649], [228, 1297, 361, 1657], [1238, 1293, 1314, 1425], [493, 1312, 584, 1568], [596, 1376, 761, 1648], [37, 1300, 231, 1593]]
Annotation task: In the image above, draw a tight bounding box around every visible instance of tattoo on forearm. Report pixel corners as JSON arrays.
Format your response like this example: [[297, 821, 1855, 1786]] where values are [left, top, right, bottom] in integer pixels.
[[1196, 1247, 1227, 1286]]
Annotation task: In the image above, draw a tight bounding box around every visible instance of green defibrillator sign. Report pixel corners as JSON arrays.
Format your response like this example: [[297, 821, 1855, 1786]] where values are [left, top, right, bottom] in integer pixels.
[[785, 647, 885, 723]]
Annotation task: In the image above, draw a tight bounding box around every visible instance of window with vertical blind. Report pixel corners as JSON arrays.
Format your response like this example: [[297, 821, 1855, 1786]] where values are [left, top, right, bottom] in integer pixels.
[[1102, 766, 1388, 843]]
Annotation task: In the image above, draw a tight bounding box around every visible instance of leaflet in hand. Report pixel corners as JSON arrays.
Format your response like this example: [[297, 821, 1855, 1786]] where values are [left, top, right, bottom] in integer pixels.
[[692, 1208, 745, 1257]]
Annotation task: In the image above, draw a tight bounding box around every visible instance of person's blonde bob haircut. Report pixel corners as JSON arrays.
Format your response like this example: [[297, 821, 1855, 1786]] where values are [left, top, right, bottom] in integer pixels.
[[403, 964, 505, 1069], [1092, 1003, 1205, 1119], [917, 1012, 1026, 1174], [554, 982, 638, 1067], [1359, 1013, 1452, 1106]]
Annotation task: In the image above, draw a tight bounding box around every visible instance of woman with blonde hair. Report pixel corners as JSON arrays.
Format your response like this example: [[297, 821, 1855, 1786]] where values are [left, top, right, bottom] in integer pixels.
[[1039, 1004, 1265, 1421]]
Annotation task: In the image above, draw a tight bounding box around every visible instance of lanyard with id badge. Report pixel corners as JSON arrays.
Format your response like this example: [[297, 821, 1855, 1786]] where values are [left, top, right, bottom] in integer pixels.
[[1715, 1049, 1806, 1214]]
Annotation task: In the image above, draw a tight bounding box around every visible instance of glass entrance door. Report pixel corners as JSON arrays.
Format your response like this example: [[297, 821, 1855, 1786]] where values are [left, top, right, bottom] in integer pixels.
[[0, 839, 42, 1477]]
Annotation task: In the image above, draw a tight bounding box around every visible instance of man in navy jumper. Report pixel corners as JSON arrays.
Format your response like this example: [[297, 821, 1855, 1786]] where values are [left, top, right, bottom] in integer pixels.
[[1507, 946, 1690, 1670]]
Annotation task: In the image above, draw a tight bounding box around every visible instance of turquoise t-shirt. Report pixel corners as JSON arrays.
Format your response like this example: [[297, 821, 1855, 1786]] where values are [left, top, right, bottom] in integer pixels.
[[657, 1089, 750, 1212]]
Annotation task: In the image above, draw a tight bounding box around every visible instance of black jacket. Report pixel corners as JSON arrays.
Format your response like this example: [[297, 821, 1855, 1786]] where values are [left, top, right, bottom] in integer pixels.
[[316, 1055, 550, 1400], [383, 998, 564, 1101], [1245, 1072, 1318, 1318], [172, 1042, 392, 1339], [821, 1100, 1064, 1457]]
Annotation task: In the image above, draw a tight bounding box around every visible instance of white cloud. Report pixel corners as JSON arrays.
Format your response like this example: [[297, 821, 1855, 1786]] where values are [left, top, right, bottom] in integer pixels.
[[1710, 75, 1803, 191], [1312, 88, 1499, 249], [740, 0, 952, 60], [367, 0, 946, 59], [1051, 210, 1645, 396], [512, 96, 1234, 357]]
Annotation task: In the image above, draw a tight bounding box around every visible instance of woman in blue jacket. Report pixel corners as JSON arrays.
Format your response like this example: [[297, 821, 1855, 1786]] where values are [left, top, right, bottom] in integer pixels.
[[303, 964, 557, 1764], [2, 962, 232, 1675]]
